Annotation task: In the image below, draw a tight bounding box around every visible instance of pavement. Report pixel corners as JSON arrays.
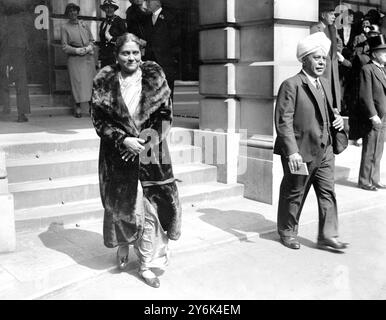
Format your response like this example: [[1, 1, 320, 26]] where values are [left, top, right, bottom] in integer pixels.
[[0, 115, 385, 299]]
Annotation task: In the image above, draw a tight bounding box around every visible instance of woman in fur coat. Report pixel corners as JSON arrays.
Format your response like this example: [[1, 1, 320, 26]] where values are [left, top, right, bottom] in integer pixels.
[[91, 33, 181, 288]]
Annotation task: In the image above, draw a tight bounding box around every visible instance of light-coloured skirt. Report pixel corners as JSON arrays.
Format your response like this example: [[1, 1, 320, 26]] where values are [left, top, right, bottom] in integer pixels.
[[67, 54, 96, 103], [133, 182, 170, 271]]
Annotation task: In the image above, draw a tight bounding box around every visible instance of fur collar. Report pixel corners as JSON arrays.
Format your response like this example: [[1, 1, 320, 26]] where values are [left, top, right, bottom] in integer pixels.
[[94, 61, 171, 127]]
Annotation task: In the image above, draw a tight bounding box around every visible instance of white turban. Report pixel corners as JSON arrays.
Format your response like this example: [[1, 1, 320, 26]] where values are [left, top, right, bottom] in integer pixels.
[[296, 32, 331, 62]]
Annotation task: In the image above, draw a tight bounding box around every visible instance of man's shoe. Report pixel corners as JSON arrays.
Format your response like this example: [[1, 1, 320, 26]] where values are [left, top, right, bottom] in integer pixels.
[[317, 238, 349, 250], [139, 270, 160, 288], [358, 184, 378, 191], [280, 236, 300, 250], [373, 182, 386, 189], [17, 114, 28, 122]]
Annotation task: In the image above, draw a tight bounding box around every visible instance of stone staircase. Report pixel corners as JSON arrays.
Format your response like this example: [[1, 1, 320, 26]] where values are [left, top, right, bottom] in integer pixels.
[[7, 82, 201, 122], [3, 127, 243, 233]]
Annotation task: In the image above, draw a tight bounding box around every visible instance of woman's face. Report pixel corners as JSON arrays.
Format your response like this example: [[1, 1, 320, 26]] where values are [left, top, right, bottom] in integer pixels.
[[68, 8, 79, 21], [362, 19, 371, 31], [104, 5, 115, 17], [117, 41, 142, 74]]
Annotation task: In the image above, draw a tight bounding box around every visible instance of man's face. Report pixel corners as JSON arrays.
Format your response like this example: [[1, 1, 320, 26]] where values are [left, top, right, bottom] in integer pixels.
[[303, 49, 327, 78], [322, 11, 336, 25], [132, 0, 144, 5], [146, 0, 160, 12], [373, 49, 386, 65], [362, 19, 371, 32]]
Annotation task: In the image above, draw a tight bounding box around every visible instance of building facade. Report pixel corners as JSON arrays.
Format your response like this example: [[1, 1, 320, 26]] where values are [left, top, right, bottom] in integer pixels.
[[1, 1, 385, 250]]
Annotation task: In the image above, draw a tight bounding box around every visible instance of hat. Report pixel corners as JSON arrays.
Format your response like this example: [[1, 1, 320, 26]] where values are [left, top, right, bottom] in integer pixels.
[[367, 34, 386, 51], [64, 3, 80, 16], [297, 32, 331, 62], [100, 0, 119, 11]]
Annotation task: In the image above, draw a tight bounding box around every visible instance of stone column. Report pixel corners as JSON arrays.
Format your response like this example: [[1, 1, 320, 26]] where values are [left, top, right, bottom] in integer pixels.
[[0, 150, 16, 253], [198, 0, 319, 203], [197, 0, 241, 185]]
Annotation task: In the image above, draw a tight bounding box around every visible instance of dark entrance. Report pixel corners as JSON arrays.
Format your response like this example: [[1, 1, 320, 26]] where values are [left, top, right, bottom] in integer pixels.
[[158, 0, 199, 81]]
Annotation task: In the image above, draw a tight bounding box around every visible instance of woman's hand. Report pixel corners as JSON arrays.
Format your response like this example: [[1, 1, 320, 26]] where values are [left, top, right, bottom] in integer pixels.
[[75, 47, 87, 56], [120, 137, 146, 162], [85, 44, 94, 54]]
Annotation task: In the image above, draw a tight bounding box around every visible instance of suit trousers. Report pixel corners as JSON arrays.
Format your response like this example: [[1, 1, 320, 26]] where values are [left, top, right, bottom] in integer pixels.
[[8, 47, 30, 115], [277, 144, 339, 240], [358, 116, 386, 186], [0, 62, 10, 113]]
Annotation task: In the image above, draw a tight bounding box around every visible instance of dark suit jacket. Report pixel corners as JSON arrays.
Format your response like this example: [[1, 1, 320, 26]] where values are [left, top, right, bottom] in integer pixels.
[[337, 25, 357, 59], [125, 4, 149, 40], [359, 62, 386, 122], [310, 22, 341, 110], [143, 8, 180, 79], [274, 72, 339, 162]]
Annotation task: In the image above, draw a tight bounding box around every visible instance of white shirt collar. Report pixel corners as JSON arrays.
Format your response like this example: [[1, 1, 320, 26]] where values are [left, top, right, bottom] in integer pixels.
[[302, 69, 320, 88], [373, 60, 385, 68], [153, 7, 162, 17]]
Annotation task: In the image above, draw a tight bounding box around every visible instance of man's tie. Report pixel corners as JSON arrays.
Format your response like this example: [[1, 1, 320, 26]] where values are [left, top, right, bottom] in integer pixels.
[[315, 79, 331, 145], [315, 79, 324, 97]]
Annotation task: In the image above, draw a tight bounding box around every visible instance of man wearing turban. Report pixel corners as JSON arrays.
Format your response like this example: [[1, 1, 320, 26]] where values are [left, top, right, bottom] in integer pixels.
[[274, 32, 349, 252]]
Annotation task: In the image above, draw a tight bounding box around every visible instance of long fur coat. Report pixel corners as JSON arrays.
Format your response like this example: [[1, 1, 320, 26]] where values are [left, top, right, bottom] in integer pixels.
[[91, 61, 181, 248]]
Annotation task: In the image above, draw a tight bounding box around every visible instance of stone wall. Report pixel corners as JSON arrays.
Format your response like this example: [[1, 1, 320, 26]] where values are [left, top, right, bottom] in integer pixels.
[[198, 0, 319, 204]]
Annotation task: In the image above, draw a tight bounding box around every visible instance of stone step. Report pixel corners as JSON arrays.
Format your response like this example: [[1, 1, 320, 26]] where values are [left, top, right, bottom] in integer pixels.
[[173, 92, 201, 102], [9, 162, 219, 210], [173, 117, 199, 129], [174, 81, 199, 92], [173, 101, 200, 118], [9, 84, 48, 95], [2, 127, 196, 159], [8, 94, 71, 107], [9, 106, 72, 117], [6, 145, 203, 183], [14, 181, 244, 232]]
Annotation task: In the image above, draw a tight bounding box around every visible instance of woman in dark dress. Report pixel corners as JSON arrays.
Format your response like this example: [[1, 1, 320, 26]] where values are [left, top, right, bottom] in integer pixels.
[[91, 33, 181, 288], [98, 0, 126, 68]]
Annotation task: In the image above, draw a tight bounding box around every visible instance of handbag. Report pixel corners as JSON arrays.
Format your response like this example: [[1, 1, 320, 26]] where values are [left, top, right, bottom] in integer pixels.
[[331, 127, 348, 154]]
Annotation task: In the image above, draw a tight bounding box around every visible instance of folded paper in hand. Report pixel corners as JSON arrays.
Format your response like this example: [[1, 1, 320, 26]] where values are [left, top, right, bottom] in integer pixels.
[[289, 162, 309, 175]]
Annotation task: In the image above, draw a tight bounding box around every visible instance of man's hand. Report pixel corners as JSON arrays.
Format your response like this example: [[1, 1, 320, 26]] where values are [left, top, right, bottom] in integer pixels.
[[120, 137, 146, 162], [288, 152, 303, 172], [332, 114, 344, 131]]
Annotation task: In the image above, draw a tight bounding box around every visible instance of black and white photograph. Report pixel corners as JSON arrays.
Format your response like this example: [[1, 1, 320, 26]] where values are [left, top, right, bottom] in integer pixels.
[[0, 0, 385, 305]]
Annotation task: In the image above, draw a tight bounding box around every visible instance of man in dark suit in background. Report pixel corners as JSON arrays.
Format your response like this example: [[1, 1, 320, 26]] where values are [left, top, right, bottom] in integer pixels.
[[0, 4, 10, 115], [0, 1, 30, 122], [98, 0, 127, 68], [311, 4, 351, 112], [274, 32, 349, 251], [357, 34, 386, 191], [143, 0, 180, 97], [126, 0, 150, 48]]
